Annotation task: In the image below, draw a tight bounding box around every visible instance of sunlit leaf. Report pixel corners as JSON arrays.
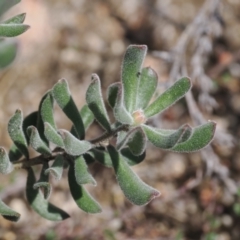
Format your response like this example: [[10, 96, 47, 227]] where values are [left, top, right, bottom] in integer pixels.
[[74, 155, 96, 186], [113, 83, 133, 124], [108, 145, 160, 205], [144, 77, 191, 118], [68, 164, 102, 213], [0, 199, 20, 222], [0, 24, 30, 37], [171, 121, 216, 152], [8, 109, 29, 158], [58, 130, 92, 156], [136, 67, 158, 110], [44, 123, 64, 148], [142, 124, 190, 149], [45, 155, 64, 181], [117, 127, 146, 156], [80, 104, 94, 131], [27, 126, 51, 155], [122, 45, 147, 113], [26, 167, 70, 221], [52, 79, 85, 139]]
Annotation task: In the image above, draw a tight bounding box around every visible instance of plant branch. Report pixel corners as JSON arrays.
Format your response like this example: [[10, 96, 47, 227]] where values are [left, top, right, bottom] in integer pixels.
[[12, 124, 130, 169]]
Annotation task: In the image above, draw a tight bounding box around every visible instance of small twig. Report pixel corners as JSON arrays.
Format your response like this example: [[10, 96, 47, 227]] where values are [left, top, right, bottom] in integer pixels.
[[12, 124, 130, 169]]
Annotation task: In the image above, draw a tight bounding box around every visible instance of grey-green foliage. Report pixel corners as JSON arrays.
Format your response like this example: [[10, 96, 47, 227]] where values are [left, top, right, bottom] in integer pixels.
[[0, 44, 216, 222], [0, 0, 30, 69]]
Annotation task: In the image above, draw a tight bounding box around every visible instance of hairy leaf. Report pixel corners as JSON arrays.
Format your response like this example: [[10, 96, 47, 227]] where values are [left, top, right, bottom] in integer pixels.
[[0, 199, 20, 222], [122, 45, 147, 113], [113, 83, 133, 124], [68, 164, 102, 213], [144, 77, 191, 118], [0, 39, 17, 69], [52, 79, 85, 139], [83, 153, 95, 165], [171, 121, 216, 152], [26, 167, 70, 221], [86, 74, 111, 132], [0, 24, 30, 37], [90, 148, 113, 168], [120, 148, 146, 166], [8, 109, 29, 158], [117, 127, 147, 156], [45, 155, 64, 181], [74, 155, 96, 186], [58, 130, 92, 156], [3, 13, 26, 24], [0, 147, 13, 174], [40, 93, 56, 129], [142, 124, 190, 149], [108, 145, 160, 205], [8, 144, 22, 162], [80, 104, 94, 130], [136, 67, 158, 110], [44, 123, 64, 148], [33, 163, 51, 199], [22, 111, 38, 144], [107, 82, 120, 109], [27, 126, 51, 155]]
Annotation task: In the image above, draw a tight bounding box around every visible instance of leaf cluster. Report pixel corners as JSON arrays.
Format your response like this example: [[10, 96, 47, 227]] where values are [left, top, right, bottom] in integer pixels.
[[0, 45, 216, 222]]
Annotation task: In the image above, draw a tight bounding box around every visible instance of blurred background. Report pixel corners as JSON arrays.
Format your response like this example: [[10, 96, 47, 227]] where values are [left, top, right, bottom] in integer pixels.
[[0, 0, 240, 239]]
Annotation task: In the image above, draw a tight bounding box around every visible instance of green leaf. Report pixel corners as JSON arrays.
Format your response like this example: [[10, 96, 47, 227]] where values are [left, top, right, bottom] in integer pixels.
[[0, 24, 30, 37], [33, 163, 51, 199], [8, 144, 22, 162], [9, 111, 38, 162], [68, 164, 102, 213], [108, 145, 160, 205], [26, 167, 70, 221], [86, 74, 111, 132], [122, 45, 147, 113], [74, 155, 96, 186], [120, 148, 146, 166], [70, 105, 94, 137], [90, 148, 113, 168], [83, 153, 95, 165], [0, 39, 17, 69], [80, 104, 94, 130], [27, 126, 51, 155], [0, 147, 13, 174], [142, 124, 190, 149], [45, 155, 64, 181], [136, 67, 158, 110], [0, 0, 20, 17], [117, 127, 147, 156], [171, 121, 216, 152], [52, 79, 85, 139], [113, 83, 133, 124], [44, 122, 64, 148], [8, 109, 29, 158], [58, 130, 92, 156], [3, 13, 26, 24], [0, 199, 20, 222], [22, 111, 38, 144], [40, 92, 56, 130], [144, 77, 191, 118], [107, 82, 120, 109]]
